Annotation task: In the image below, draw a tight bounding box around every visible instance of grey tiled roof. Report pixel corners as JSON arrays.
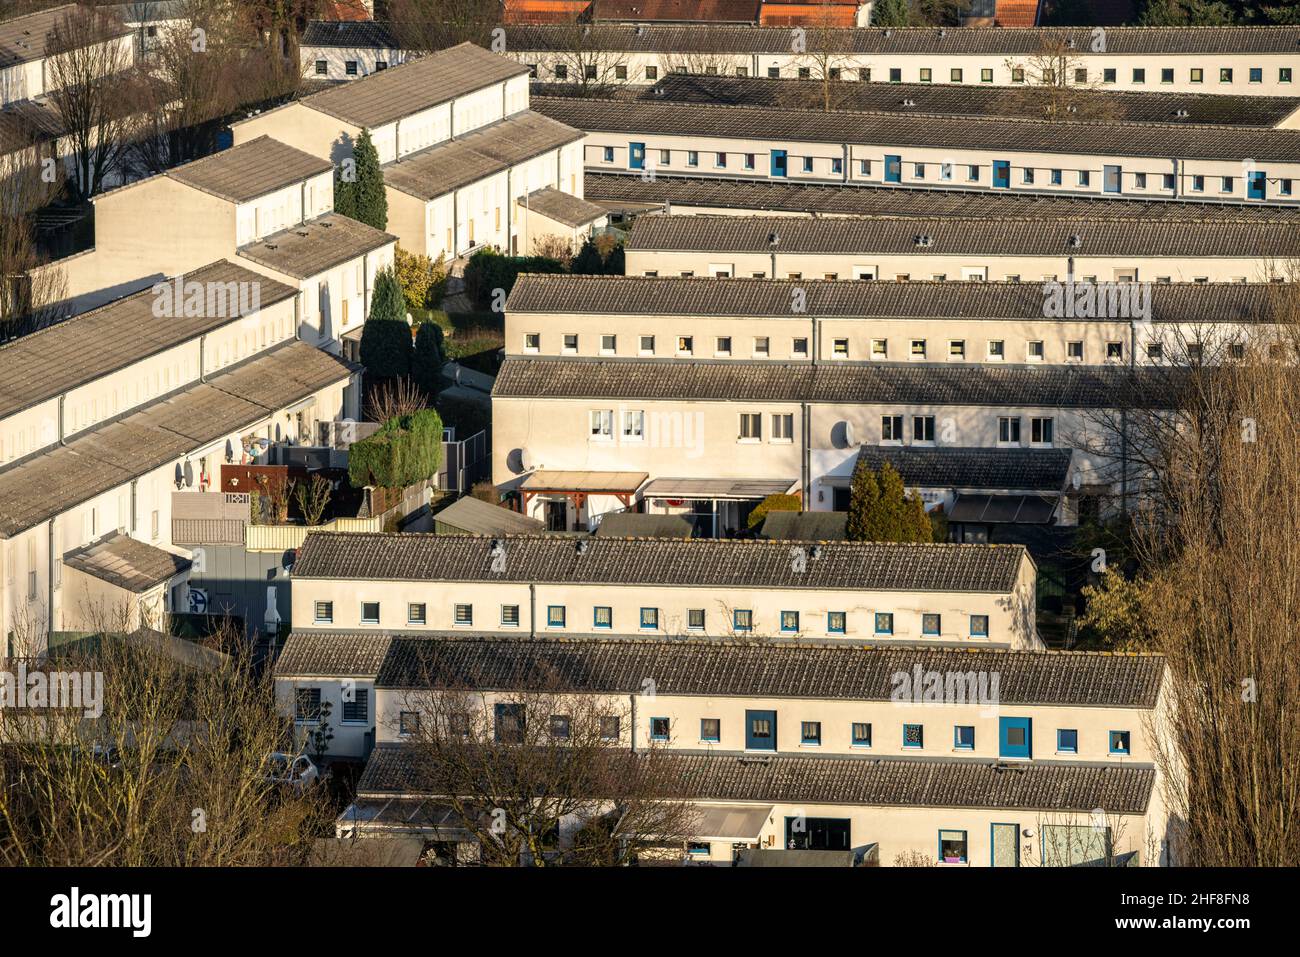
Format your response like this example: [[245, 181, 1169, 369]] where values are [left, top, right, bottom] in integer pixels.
[[358, 743, 1157, 814], [504, 274, 1285, 322], [62, 533, 191, 593], [383, 111, 583, 201], [535, 94, 1300, 163], [592, 512, 696, 537], [0, 5, 130, 67], [275, 631, 394, 678], [434, 496, 546, 535], [0, 342, 357, 538], [167, 136, 332, 203], [520, 187, 606, 227], [374, 636, 1165, 707], [852, 446, 1074, 492], [494, 356, 1167, 409], [627, 214, 1300, 259], [506, 22, 1300, 55], [536, 74, 1300, 127], [586, 172, 1300, 221], [301, 42, 530, 129], [759, 511, 848, 541], [0, 260, 297, 421], [301, 19, 403, 49], [237, 213, 395, 280], [292, 532, 1029, 593]]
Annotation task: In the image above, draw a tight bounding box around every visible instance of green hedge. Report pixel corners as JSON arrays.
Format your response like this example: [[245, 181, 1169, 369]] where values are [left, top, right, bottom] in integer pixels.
[[462, 248, 566, 311], [348, 408, 444, 490]]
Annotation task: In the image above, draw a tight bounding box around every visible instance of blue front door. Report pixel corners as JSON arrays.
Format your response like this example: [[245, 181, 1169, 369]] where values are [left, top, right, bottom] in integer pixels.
[[770, 149, 787, 177], [999, 717, 1032, 759], [745, 710, 777, 751], [1249, 170, 1267, 200], [1104, 164, 1123, 193], [993, 160, 1010, 188], [629, 142, 645, 170], [884, 154, 902, 183]]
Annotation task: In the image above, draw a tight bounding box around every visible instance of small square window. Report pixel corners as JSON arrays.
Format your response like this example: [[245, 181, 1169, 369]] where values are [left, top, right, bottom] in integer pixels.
[[1191, 67, 1203, 83], [874, 612, 893, 635], [780, 610, 799, 632], [1103, 68, 1116, 83], [733, 609, 753, 632], [650, 717, 670, 741], [687, 608, 705, 630], [800, 721, 822, 745], [345, 60, 358, 76], [1058, 728, 1078, 753], [646, 66, 658, 80], [980, 68, 993, 83], [640, 607, 659, 629], [341, 687, 369, 723], [453, 603, 472, 625], [550, 714, 571, 739], [602, 146, 614, 163], [1109, 730, 1131, 755], [547, 605, 566, 628], [939, 829, 967, 864], [922, 613, 941, 636], [523, 332, 540, 351], [700, 718, 720, 742], [1282, 68, 1293, 83], [828, 611, 846, 634], [1161, 67, 1174, 83], [600, 334, 616, 354], [954, 725, 974, 750], [792, 337, 809, 357], [361, 601, 380, 624], [408, 602, 427, 625], [639, 334, 655, 354], [970, 614, 989, 637], [852, 722, 872, 747], [904, 723, 924, 749], [600, 716, 620, 740], [314, 601, 333, 624], [1132, 68, 1145, 83], [295, 688, 322, 721], [1068, 340, 1084, 361], [594, 606, 612, 629], [1220, 68, 1233, 83], [399, 711, 420, 735], [950, 68, 962, 82], [314, 60, 327, 76]]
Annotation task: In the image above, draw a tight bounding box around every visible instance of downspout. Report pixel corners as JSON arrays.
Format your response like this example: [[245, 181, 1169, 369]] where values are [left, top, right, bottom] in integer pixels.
[[801, 403, 811, 508], [842, 143, 849, 183], [629, 693, 638, 753], [47, 519, 55, 646], [453, 188, 459, 258], [57, 394, 66, 445], [130, 480, 137, 534], [1171, 157, 1180, 199], [506, 167, 513, 254], [529, 582, 536, 638], [199, 334, 207, 382], [362, 251, 370, 321]]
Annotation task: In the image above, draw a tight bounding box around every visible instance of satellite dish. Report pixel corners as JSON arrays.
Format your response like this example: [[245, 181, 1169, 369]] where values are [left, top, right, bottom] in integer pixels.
[[183, 460, 195, 488], [519, 448, 532, 472], [834, 421, 855, 449]]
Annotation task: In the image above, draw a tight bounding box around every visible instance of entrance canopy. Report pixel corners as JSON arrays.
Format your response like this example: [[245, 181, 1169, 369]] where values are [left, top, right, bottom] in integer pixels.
[[689, 804, 774, 842], [948, 494, 1058, 525], [641, 477, 797, 502]]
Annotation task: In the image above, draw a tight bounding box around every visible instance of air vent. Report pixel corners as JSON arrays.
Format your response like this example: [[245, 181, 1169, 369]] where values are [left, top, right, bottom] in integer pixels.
[[1069, 234, 1083, 248], [901, 98, 916, 107], [914, 234, 933, 247], [576, 539, 589, 555], [1175, 108, 1189, 118]]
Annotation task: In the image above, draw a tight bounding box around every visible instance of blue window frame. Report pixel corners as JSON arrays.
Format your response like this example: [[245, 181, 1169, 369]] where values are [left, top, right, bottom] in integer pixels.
[[639, 607, 659, 629], [801, 721, 821, 745], [874, 612, 893, 635], [903, 723, 924, 749], [780, 610, 799, 632], [1078, 170, 1091, 187], [922, 613, 941, 636], [700, 718, 720, 742], [827, 611, 846, 634], [547, 605, 566, 628], [650, 717, 670, 741], [1109, 730, 1131, 755], [970, 615, 989, 637], [1192, 174, 1205, 192], [831, 157, 843, 174], [802, 156, 813, 172], [1058, 728, 1078, 753], [1250, 67, 1263, 83], [593, 606, 612, 629], [939, 828, 968, 864], [733, 609, 753, 632], [1050, 169, 1062, 185], [954, 725, 975, 750], [852, 722, 872, 747], [602, 146, 614, 162]]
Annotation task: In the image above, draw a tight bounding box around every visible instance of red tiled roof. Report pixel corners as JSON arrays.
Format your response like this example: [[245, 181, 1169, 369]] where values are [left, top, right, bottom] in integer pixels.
[[503, 0, 591, 23], [995, 0, 1040, 28], [595, 0, 761, 22], [760, 1, 859, 27], [319, 0, 372, 22]]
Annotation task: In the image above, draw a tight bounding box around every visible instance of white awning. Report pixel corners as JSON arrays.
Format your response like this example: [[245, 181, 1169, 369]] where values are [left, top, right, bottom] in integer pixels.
[[689, 804, 774, 841]]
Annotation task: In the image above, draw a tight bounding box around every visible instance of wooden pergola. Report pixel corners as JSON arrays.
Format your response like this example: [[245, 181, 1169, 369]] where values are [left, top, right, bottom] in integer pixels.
[[518, 470, 649, 514]]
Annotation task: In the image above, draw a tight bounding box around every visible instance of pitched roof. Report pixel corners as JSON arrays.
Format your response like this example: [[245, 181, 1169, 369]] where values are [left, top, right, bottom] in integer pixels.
[[62, 533, 191, 592], [300, 42, 530, 129], [433, 496, 546, 535], [504, 274, 1286, 322], [593, 0, 762, 22], [0, 342, 356, 538], [493, 356, 1165, 409], [520, 186, 606, 227], [383, 111, 583, 200], [275, 631, 394, 677], [506, 22, 1300, 55], [292, 532, 1029, 593], [237, 212, 395, 280], [0, 4, 130, 68], [0, 260, 297, 422], [537, 73, 1300, 127], [534, 94, 1300, 163], [852, 446, 1074, 492], [167, 136, 332, 203], [628, 214, 1300, 259], [301, 19, 402, 47], [374, 635, 1163, 706], [358, 742, 1157, 814], [585, 171, 1300, 221]]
